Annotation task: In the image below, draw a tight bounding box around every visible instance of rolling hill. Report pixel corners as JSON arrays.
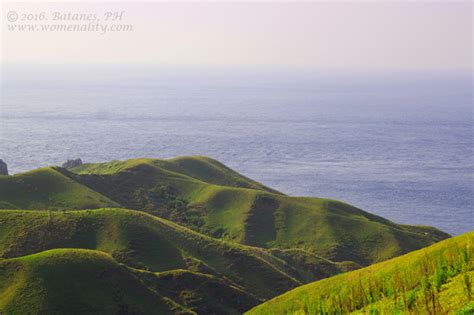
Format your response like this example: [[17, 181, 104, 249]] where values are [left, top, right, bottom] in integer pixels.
[[0, 209, 300, 300], [0, 249, 191, 314], [0, 157, 448, 266], [0, 248, 262, 314], [0, 156, 461, 314], [246, 232, 474, 314], [0, 208, 357, 305], [0, 167, 118, 210]]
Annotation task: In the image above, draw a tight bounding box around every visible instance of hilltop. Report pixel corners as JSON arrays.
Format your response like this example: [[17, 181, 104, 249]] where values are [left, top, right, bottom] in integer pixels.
[[247, 232, 474, 314], [0, 209, 290, 300], [0, 167, 118, 210], [0, 249, 190, 314], [0, 156, 462, 314], [0, 247, 265, 314], [0, 208, 355, 307], [0, 156, 449, 266]]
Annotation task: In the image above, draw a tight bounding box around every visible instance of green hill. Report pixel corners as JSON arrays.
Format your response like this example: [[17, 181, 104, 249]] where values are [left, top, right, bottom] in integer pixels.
[[0, 249, 191, 314], [69, 157, 449, 265], [246, 232, 474, 314], [0, 247, 267, 314], [0, 156, 459, 314], [71, 156, 281, 194], [0, 167, 118, 210], [0, 157, 448, 267], [0, 208, 351, 301]]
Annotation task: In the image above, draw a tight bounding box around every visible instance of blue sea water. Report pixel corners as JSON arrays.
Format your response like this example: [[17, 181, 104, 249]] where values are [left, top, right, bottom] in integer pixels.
[[1, 65, 472, 235]]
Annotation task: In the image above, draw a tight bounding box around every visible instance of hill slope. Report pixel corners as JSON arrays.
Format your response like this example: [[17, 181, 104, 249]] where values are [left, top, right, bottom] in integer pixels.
[[71, 156, 281, 194], [247, 232, 474, 314], [69, 157, 449, 265], [0, 157, 449, 267], [0, 208, 351, 301], [0, 167, 118, 210], [0, 249, 191, 314], [0, 247, 266, 315]]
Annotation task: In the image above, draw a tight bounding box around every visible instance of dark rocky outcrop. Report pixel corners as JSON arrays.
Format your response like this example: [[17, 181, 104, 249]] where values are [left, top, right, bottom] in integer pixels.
[[0, 159, 8, 175], [62, 158, 83, 169]]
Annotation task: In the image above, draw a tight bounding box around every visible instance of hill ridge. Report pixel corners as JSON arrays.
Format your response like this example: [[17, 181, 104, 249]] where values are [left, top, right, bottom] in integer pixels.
[[0, 156, 462, 314], [0, 156, 449, 267], [0, 208, 308, 300]]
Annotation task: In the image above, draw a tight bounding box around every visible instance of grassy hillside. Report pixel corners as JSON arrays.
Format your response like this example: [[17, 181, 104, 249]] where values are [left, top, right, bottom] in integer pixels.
[[68, 157, 448, 265], [247, 232, 474, 314], [71, 156, 281, 194], [137, 269, 259, 314], [0, 167, 118, 210], [0, 208, 351, 301], [0, 248, 191, 314], [0, 247, 265, 314], [0, 157, 448, 267], [0, 156, 460, 314]]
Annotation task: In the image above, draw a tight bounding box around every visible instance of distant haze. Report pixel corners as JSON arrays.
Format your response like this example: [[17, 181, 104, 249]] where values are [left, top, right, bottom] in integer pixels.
[[2, 1, 472, 71]]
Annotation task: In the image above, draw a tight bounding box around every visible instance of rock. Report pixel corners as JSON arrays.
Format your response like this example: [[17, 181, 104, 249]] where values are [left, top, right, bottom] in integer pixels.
[[0, 159, 8, 175], [62, 158, 83, 169]]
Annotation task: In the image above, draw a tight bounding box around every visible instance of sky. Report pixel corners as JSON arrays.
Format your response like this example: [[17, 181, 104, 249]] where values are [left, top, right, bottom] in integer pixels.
[[1, 1, 473, 72]]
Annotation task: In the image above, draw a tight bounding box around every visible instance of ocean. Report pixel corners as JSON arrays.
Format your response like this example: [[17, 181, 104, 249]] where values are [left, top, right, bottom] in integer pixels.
[[1, 65, 472, 235]]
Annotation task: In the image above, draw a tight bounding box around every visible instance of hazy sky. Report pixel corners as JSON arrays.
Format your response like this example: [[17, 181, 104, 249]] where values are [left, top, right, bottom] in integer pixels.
[[2, 1, 472, 71]]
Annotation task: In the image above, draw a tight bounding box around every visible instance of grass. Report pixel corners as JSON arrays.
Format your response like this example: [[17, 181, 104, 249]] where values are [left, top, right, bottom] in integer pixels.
[[0, 157, 449, 267], [71, 156, 281, 194], [0, 246, 264, 314], [137, 269, 260, 314], [0, 208, 337, 301], [0, 156, 465, 314], [246, 231, 474, 314], [67, 157, 450, 266], [0, 167, 118, 210], [0, 248, 191, 314]]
